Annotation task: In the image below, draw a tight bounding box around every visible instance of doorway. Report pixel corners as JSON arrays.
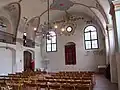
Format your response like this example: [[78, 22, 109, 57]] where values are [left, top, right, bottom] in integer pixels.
[[65, 42, 76, 65], [24, 51, 34, 71]]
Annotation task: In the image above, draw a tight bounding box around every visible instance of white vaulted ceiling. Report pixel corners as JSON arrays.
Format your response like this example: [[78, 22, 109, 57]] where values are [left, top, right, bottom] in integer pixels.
[[0, 0, 111, 35], [0, 0, 110, 19]]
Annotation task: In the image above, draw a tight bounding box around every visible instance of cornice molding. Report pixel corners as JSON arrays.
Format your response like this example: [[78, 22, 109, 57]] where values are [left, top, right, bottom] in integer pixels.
[[113, 1, 120, 10]]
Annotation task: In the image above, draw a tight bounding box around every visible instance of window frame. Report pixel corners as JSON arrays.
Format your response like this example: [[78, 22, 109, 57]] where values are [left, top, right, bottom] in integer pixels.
[[23, 33, 27, 46], [46, 31, 57, 52], [84, 25, 99, 50]]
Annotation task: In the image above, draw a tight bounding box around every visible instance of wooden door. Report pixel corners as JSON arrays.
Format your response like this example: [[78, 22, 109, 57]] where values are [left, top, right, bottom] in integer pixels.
[[24, 51, 32, 71], [65, 44, 76, 65]]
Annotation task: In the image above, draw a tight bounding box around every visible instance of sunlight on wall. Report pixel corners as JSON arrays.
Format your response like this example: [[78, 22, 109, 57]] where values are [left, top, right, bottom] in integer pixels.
[[108, 15, 113, 24], [115, 10, 120, 52]]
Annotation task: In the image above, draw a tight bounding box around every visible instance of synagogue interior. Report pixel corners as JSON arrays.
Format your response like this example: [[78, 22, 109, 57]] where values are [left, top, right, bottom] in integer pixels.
[[0, 0, 120, 90]]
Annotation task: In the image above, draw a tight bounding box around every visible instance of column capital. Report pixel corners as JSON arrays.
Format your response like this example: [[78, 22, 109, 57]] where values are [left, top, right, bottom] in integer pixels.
[[113, 1, 120, 11]]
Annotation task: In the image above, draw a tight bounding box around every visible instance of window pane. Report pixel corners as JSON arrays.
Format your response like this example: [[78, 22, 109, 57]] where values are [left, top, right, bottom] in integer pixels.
[[47, 44, 51, 51], [52, 44, 56, 51], [0, 26, 3, 31], [85, 26, 96, 32], [91, 31, 97, 39], [47, 39, 51, 43], [49, 31, 56, 36], [89, 26, 96, 31], [46, 31, 57, 52], [52, 36, 56, 43], [85, 41, 91, 49], [85, 27, 90, 32], [85, 32, 90, 40], [92, 40, 98, 48]]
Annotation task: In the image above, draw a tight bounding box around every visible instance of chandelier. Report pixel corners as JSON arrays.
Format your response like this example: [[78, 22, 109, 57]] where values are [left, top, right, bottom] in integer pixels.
[[39, 11, 77, 38], [37, 0, 80, 38]]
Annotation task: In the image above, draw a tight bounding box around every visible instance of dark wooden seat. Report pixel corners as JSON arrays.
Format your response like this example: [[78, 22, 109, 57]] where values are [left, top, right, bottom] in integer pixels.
[[0, 71, 94, 90], [48, 83, 61, 90], [61, 83, 75, 90]]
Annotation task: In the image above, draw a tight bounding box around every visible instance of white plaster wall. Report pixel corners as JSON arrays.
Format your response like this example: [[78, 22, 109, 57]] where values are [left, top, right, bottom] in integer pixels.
[[0, 48, 12, 75], [105, 36, 110, 64], [43, 20, 106, 72], [16, 42, 24, 72], [0, 41, 42, 74], [35, 46, 42, 69], [108, 29, 118, 83], [115, 10, 120, 52], [116, 53, 120, 90], [113, 1, 120, 87], [0, 42, 15, 74]]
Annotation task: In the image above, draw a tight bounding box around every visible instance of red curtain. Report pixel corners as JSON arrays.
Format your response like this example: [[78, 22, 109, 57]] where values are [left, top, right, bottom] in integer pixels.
[[65, 45, 76, 65]]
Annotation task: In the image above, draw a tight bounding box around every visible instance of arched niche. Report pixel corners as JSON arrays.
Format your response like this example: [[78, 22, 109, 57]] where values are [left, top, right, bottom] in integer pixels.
[[3, 2, 21, 37], [0, 16, 15, 44], [65, 42, 76, 46], [25, 16, 40, 40], [23, 16, 40, 48], [0, 2, 21, 44]]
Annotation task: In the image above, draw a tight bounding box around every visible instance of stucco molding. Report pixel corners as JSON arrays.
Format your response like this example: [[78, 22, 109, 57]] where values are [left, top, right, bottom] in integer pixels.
[[113, 0, 120, 10]]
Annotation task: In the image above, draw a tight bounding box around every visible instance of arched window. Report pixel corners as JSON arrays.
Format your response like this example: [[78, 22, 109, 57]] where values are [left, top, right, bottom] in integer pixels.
[[0, 23, 7, 32], [46, 31, 57, 52], [84, 25, 99, 50], [65, 42, 76, 65]]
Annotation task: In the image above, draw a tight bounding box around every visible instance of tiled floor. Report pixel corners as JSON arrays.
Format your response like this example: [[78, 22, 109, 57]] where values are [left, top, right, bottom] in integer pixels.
[[93, 74, 118, 90]]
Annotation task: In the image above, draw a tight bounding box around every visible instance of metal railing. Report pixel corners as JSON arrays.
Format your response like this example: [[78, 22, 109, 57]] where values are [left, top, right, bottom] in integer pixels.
[[23, 39, 35, 48]]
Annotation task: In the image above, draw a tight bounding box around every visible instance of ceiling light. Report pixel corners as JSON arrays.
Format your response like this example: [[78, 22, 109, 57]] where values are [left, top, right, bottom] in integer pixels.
[[34, 27, 37, 31], [61, 28, 65, 32], [54, 25, 58, 29], [66, 26, 73, 32], [24, 32, 26, 36], [25, 40, 26, 43]]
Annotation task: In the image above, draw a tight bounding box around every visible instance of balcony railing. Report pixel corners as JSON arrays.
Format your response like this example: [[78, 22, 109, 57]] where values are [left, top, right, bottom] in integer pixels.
[[0, 31, 16, 44], [0, 31, 35, 48], [23, 39, 35, 48]]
